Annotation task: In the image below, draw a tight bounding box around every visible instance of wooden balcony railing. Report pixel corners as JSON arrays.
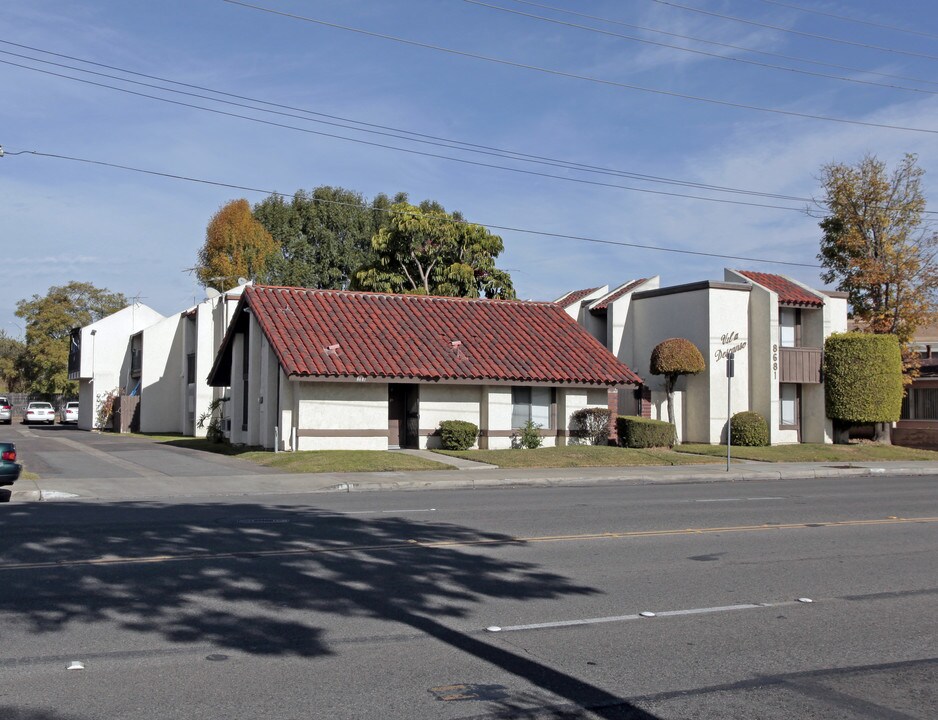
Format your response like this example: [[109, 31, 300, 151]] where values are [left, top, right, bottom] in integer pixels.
[[779, 346, 822, 384]]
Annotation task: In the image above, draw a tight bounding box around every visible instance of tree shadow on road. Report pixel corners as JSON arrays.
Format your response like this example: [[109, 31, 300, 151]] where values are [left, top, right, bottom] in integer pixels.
[[0, 502, 658, 719]]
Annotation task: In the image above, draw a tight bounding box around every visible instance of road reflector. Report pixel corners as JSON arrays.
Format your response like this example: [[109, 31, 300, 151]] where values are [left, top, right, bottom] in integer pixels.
[[639, 611, 656, 618], [66, 661, 85, 670]]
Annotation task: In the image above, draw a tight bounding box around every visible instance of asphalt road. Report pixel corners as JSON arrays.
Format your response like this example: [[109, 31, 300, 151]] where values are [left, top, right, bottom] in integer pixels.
[[0, 476, 935, 719], [1, 423, 278, 480]]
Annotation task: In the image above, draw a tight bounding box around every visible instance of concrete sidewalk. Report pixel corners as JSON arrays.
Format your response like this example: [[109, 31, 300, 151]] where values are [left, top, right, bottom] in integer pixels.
[[7, 457, 938, 502]]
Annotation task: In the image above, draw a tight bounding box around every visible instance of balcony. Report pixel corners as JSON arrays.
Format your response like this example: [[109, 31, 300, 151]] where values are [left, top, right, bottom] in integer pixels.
[[779, 346, 822, 384]]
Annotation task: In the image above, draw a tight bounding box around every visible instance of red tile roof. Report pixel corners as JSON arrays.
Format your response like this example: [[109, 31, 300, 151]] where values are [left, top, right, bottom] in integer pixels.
[[213, 286, 641, 386], [555, 287, 601, 308], [590, 279, 649, 312], [737, 271, 824, 307]]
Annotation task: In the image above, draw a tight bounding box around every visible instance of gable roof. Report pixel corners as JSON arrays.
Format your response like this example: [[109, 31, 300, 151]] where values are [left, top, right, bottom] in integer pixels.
[[209, 286, 641, 387], [736, 271, 824, 308], [590, 279, 649, 312], [554, 286, 602, 309]]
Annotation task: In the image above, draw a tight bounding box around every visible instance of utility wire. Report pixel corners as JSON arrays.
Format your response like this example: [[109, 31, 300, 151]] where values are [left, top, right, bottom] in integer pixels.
[[0, 57, 811, 211], [466, 0, 937, 96], [220, 0, 938, 135], [759, 0, 938, 41], [2, 148, 823, 268], [0, 41, 811, 202], [498, 0, 938, 89], [651, 0, 938, 61]]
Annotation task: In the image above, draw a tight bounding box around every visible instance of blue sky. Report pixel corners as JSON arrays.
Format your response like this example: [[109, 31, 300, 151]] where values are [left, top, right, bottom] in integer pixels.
[[3, 0, 937, 336]]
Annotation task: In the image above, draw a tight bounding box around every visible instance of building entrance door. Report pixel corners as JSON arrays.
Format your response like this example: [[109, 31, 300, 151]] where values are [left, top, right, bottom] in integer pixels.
[[388, 384, 419, 448]]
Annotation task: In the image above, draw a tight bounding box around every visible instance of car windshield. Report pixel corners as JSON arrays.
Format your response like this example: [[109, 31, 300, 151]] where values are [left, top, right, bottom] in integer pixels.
[[67, 403, 79, 409], [31, 403, 53, 409]]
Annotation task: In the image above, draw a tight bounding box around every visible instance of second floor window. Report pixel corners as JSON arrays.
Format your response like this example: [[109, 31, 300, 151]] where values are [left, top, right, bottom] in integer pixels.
[[779, 308, 799, 347]]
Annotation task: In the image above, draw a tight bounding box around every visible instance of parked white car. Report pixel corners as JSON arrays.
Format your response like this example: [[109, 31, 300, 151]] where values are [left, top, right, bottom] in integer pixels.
[[24, 402, 55, 425], [60, 401, 79, 424], [0, 396, 11, 425]]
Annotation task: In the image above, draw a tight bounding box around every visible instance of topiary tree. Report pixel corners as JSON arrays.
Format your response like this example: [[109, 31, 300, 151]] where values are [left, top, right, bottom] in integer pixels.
[[649, 338, 706, 426], [824, 332, 903, 444]]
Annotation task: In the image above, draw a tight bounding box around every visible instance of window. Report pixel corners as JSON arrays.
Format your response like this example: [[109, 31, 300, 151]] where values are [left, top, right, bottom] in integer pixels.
[[186, 353, 196, 384], [901, 388, 938, 420], [779, 308, 798, 348], [780, 383, 799, 427], [511, 387, 552, 428]]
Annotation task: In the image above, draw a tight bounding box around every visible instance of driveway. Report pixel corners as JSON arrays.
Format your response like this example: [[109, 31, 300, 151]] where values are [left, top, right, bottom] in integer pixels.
[[2, 424, 278, 481]]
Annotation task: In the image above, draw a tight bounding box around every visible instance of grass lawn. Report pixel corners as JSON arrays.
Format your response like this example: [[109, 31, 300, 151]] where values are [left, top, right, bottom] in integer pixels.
[[438, 445, 721, 468], [240, 450, 453, 473], [675, 442, 938, 463]]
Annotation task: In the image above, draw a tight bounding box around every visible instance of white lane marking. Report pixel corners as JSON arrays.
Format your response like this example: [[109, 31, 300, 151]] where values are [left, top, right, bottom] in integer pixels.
[[340, 508, 437, 515], [694, 496, 785, 503], [486, 600, 803, 633]]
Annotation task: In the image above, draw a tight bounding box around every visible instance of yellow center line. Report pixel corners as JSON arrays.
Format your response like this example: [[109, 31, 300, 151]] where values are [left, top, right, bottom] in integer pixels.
[[1, 516, 935, 571]]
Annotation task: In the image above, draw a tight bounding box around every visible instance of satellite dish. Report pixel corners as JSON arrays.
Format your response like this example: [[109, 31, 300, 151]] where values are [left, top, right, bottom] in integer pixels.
[[205, 288, 221, 299], [237, 277, 249, 286]]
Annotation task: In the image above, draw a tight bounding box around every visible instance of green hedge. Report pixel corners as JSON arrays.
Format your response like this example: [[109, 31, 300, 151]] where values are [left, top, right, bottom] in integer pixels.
[[438, 420, 479, 451], [730, 411, 769, 446], [824, 333, 903, 423], [616, 416, 676, 448], [569, 407, 612, 445]]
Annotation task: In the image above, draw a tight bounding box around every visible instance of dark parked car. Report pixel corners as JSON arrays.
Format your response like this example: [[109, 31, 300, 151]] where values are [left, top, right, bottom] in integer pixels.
[[0, 442, 21, 486]]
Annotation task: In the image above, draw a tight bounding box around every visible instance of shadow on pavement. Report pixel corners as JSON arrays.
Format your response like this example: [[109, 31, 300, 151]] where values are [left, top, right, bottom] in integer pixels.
[[0, 502, 659, 719]]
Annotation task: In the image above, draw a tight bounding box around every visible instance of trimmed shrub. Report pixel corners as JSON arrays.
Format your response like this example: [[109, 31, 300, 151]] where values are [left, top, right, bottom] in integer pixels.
[[439, 420, 478, 451], [512, 420, 543, 449], [730, 411, 769, 446], [649, 338, 707, 377], [824, 333, 903, 423], [616, 416, 676, 448], [569, 407, 612, 445]]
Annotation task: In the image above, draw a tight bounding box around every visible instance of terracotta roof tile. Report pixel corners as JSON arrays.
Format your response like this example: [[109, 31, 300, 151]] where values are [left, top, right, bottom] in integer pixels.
[[241, 286, 641, 386], [590, 279, 649, 312], [737, 271, 824, 307], [555, 286, 601, 308]]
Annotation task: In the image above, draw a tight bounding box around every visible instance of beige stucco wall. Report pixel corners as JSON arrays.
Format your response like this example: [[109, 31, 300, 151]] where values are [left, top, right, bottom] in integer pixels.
[[295, 381, 389, 451]]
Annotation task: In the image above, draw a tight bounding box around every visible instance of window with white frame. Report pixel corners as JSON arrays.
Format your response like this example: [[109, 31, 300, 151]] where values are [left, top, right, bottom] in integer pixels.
[[780, 383, 799, 427], [779, 308, 798, 348], [511, 387, 552, 429]]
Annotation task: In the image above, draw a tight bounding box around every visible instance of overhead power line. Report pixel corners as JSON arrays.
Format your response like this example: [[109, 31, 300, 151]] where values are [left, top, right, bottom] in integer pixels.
[[465, 1, 937, 96], [219, 0, 938, 135], [495, 0, 938, 88], [0, 40, 813, 204], [758, 0, 938, 41], [651, 0, 938, 61], [0, 56, 812, 212], [2, 148, 823, 268]]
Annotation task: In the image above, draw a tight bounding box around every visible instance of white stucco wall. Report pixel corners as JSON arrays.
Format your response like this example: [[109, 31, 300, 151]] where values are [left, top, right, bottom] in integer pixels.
[[295, 381, 388, 451], [76, 303, 166, 430], [419, 384, 482, 449], [139, 314, 184, 433]]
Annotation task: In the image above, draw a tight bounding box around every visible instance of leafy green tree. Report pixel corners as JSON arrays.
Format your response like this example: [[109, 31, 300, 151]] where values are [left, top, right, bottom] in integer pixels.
[[196, 199, 279, 288], [353, 201, 515, 298], [253, 187, 395, 289], [817, 154, 937, 357], [824, 332, 903, 444], [649, 338, 706, 426], [0, 331, 27, 393], [15, 282, 127, 395]]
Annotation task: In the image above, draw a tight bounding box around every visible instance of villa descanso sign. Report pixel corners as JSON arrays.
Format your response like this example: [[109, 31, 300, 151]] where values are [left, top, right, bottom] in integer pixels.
[[714, 330, 747, 362]]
